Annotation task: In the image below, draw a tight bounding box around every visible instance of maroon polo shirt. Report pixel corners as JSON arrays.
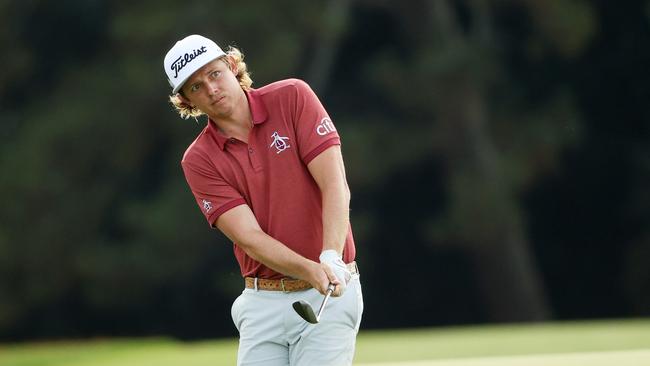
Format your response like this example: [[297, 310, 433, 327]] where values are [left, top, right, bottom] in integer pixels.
[[181, 79, 356, 279]]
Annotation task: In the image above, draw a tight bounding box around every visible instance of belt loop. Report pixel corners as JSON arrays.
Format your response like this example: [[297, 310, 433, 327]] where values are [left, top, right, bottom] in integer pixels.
[[281, 278, 287, 293], [254, 278, 258, 291]]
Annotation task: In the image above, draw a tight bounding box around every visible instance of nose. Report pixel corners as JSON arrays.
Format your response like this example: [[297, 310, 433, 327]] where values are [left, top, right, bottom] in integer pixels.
[[206, 79, 220, 95]]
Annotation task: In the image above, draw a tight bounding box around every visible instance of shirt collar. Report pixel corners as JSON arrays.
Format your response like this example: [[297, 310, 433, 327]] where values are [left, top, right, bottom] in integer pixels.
[[208, 88, 268, 150], [247, 88, 268, 125]]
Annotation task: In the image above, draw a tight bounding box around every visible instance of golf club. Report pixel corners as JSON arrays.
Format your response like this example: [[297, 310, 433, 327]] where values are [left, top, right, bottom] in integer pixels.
[[292, 283, 335, 324]]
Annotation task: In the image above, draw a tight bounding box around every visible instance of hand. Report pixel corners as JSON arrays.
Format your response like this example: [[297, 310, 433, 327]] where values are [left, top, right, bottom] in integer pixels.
[[319, 250, 351, 296], [307, 261, 341, 296]]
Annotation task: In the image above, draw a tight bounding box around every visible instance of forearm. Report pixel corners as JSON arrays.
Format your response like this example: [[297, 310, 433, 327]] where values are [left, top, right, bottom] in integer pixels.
[[238, 229, 318, 281], [321, 183, 351, 255]]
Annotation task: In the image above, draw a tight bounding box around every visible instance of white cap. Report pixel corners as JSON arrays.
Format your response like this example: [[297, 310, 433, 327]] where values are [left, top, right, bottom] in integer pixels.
[[164, 34, 226, 94]]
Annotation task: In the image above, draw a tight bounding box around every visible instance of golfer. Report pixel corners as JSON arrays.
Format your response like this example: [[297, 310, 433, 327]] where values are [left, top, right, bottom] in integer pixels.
[[164, 34, 363, 365]]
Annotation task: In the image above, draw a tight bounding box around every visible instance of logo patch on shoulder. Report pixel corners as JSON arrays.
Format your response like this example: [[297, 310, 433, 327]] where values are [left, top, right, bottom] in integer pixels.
[[202, 199, 213, 213], [316, 117, 336, 136], [269, 131, 291, 154]]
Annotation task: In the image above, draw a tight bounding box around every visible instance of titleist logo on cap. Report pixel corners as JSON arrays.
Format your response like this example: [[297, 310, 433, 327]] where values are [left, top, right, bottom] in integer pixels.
[[171, 46, 208, 78]]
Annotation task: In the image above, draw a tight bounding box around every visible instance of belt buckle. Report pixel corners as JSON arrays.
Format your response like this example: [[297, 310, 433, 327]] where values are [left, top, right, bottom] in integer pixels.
[[280, 278, 288, 293]]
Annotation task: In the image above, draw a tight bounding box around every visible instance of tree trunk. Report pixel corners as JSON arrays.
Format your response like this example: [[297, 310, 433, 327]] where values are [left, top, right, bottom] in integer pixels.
[[431, 0, 551, 321], [305, 0, 353, 94]]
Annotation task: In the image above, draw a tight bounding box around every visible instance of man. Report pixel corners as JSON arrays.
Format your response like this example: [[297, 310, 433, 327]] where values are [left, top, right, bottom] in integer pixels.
[[163, 34, 363, 365]]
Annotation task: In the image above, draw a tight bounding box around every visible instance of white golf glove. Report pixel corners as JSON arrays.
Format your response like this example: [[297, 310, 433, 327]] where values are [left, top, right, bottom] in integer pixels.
[[319, 249, 351, 295]]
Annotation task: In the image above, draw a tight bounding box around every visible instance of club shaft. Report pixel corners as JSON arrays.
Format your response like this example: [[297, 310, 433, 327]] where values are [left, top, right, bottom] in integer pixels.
[[316, 285, 335, 321]]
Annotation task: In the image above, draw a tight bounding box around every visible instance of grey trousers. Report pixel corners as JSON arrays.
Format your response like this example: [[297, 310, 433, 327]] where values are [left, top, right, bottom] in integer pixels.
[[231, 275, 363, 366]]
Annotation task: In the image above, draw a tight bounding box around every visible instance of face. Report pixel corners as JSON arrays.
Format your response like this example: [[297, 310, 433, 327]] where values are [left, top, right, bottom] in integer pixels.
[[179, 57, 244, 119]]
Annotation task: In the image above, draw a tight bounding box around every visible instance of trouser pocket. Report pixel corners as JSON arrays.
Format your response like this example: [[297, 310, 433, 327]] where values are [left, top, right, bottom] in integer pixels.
[[352, 277, 364, 331], [231, 291, 245, 332]]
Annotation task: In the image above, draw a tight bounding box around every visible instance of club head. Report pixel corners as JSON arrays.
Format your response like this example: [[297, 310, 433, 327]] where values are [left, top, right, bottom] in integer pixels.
[[292, 300, 319, 324]]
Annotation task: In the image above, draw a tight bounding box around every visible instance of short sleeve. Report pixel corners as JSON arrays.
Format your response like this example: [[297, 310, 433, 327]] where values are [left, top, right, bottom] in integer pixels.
[[181, 158, 246, 227], [291, 80, 341, 164]]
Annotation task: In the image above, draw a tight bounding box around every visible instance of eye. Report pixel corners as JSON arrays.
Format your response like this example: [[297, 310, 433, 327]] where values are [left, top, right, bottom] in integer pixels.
[[190, 84, 200, 92], [210, 70, 221, 78]]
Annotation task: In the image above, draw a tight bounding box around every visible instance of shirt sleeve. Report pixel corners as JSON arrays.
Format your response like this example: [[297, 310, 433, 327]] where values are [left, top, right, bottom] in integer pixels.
[[291, 79, 341, 164], [181, 158, 246, 227]]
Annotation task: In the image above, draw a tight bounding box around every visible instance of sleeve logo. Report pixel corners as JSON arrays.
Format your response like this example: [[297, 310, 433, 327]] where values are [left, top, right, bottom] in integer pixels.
[[316, 117, 336, 136], [202, 199, 213, 213]]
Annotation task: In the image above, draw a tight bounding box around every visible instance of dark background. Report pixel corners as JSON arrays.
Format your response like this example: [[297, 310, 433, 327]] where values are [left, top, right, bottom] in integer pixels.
[[1, 0, 649, 341]]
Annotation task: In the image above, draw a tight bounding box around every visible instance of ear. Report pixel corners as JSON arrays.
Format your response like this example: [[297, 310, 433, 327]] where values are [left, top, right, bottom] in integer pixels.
[[177, 93, 193, 107], [224, 56, 238, 74]]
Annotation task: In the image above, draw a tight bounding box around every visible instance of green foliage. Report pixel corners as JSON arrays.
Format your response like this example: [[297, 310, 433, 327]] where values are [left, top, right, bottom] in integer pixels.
[[525, 0, 597, 59]]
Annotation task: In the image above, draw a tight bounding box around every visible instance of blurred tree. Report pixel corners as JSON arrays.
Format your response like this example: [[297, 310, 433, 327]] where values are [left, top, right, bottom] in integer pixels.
[[345, 0, 593, 323], [304, 0, 353, 93], [423, 0, 555, 321]]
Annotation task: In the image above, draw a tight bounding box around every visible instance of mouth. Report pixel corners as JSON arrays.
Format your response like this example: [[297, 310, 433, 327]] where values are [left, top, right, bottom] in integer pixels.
[[212, 96, 225, 105]]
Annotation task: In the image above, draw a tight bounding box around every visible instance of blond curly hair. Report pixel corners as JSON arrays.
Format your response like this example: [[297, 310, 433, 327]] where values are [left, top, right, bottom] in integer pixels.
[[169, 47, 253, 119]]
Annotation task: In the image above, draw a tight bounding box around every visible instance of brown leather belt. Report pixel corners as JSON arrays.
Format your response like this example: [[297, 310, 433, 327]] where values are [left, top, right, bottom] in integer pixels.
[[244, 261, 359, 292]]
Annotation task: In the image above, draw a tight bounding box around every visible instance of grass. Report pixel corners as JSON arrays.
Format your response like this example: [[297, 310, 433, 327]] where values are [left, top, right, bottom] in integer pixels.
[[1, 319, 649, 366], [355, 318, 650, 362]]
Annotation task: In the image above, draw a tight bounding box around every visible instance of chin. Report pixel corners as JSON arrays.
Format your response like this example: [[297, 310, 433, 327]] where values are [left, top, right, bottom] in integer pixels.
[[212, 107, 232, 119]]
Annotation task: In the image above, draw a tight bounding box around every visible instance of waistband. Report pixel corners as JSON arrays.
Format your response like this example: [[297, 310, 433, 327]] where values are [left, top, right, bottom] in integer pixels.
[[244, 261, 359, 292]]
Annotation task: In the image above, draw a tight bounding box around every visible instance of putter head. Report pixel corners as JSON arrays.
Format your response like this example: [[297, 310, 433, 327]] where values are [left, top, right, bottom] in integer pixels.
[[292, 300, 319, 324]]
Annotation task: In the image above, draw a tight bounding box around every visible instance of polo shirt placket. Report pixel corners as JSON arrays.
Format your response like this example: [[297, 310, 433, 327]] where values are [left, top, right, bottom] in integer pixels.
[[225, 136, 263, 173]]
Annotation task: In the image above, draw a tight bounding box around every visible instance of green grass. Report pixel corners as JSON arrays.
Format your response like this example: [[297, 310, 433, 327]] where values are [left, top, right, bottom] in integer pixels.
[[0, 338, 237, 366], [355, 318, 650, 362], [1, 319, 649, 366]]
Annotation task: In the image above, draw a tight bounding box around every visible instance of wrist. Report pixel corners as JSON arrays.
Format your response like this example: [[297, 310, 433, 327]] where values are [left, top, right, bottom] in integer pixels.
[[304, 260, 322, 284]]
